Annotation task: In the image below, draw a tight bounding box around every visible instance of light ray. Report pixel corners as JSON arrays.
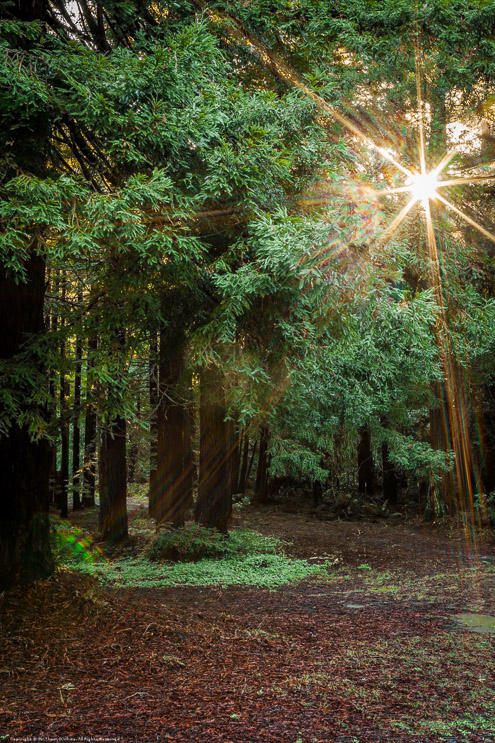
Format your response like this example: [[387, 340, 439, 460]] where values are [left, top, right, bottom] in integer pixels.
[[432, 149, 458, 176], [409, 170, 439, 203], [435, 193, 495, 244], [376, 196, 417, 245], [430, 175, 495, 188]]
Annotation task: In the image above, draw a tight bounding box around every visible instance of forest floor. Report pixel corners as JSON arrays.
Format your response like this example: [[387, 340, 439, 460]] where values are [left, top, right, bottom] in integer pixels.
[[1, 497, 495, 743]]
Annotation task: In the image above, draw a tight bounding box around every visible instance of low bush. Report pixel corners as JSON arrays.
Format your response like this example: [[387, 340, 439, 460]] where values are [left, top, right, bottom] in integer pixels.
[[147, 525, 283, 562]]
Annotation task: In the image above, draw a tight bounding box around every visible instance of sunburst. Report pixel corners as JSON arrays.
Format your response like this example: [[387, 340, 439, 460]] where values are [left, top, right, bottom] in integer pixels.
[[200, 6, 494, 525]]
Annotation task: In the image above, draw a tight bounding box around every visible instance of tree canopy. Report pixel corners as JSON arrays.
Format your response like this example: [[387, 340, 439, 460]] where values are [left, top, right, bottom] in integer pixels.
[[1, 0, 495, 588]]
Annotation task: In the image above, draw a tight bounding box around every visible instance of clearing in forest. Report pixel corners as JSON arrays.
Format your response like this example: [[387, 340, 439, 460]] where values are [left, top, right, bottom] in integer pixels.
[[1, 501, 494, 743]]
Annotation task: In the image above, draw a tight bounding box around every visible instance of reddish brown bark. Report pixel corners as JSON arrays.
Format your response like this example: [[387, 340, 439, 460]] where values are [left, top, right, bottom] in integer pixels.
[[195, 365, 232, 532], [0, 253, 53, 588], [98, 417, 128, 543]]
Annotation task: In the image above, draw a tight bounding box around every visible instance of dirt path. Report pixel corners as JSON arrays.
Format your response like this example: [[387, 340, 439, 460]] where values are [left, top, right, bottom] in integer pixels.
[[1, 504, 494, 743]]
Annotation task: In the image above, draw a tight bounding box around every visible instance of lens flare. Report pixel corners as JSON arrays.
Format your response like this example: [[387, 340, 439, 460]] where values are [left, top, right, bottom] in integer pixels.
[[409, 171, 439, 204]]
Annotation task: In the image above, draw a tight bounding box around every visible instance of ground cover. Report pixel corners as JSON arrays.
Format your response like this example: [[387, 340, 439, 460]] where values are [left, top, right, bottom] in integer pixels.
[[0, 499, 494, 742]]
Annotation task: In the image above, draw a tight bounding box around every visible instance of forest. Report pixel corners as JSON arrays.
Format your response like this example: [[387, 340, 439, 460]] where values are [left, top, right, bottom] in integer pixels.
[[1, 1, 495, 741]]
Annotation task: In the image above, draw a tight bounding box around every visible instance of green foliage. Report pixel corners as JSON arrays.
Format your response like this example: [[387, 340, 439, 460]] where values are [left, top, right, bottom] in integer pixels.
[[147, 525, 283, 562], [52, 522, 328, 587], [75, 552, 327, 588], [49, 517, 104, 566]]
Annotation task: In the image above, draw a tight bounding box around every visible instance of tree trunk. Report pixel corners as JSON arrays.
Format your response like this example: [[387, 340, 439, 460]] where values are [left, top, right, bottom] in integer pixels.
[[429, 380, 456, 514], [195, 365, 232, 532], [152, 320, 193, 527], [313, 479, 323, 507], [254, 426, 269, 504], [0, 253, 53, 589], [381, 440, 398, 505], [82, 337, 97, 507], [246, 439, 258, 489], [59, 278, 69, 518], [99, 417, 128, 542], [238, 433, 250, 495], [480, 383, 495, 495], [127, 393, 140, 483], [148, 333, 159, 517], [229, 423, 241, 497], [357, 425, 374, 497], [72, 314, 83, 510], [181, 375, 195, 516], [48, 269, 59, 506], [0, 1, 54, 588]]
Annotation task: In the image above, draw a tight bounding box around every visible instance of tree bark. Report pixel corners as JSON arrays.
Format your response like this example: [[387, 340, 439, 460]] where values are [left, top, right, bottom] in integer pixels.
[[127, 393, 140, 483], [152, 317, 193, 527], [229, 423, 241, 496], [238, 433, 250, 495], [195, 365, 232, 532], [357, 425, 375, 497], [0, 252, 53, 588], [480, 383, 495, 495], [72, 310, 83, 510], [181, 374, 195, 516], [98, 417, 128, 542], [148, 333, 159, 517], [82, 336, 97, 507], [246, 439, 258, 489], [254, 426, 269, 504], [0, 1, 55, 589], [154, 330, 186, 526], [59, 278, 69, 518], [429, 380, 456, 514]]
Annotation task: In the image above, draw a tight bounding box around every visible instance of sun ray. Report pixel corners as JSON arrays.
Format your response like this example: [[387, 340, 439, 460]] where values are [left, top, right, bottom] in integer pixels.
[[432, 149, 458, 176], [376, 195, 417, 245], [434, 193, 495, 244], [431, 175, 495, 188]]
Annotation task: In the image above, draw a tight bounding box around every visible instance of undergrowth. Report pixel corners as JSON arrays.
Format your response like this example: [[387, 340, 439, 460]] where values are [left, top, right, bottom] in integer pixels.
[[50, 518, 329, 588], [147, 524, 282, 562], [74, 552, 329, 588]]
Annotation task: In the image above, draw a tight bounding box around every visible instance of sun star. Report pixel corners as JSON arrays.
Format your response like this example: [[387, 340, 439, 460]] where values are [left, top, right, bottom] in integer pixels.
[[409, 170, 439, 205]]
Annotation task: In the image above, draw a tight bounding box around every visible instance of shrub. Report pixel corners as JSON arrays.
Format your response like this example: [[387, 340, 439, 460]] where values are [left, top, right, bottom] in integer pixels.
[[147, 525, 283, 562]]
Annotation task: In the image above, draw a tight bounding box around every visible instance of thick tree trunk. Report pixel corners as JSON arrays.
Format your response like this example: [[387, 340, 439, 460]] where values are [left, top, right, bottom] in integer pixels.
[[429, 380, 456, 514], [195, 365, 232, 532], [82, 337, 97, 507], [357, 425, 375, 497], [58, 279, 69, 518], [98, 417, 128, 542], [48, 270, 59, 506], [254, 426, 269, 504], [72, 320, 83, 510], [480, 383, 495, 495], [148, 334, 159, 517], [181, 378, 195, 515], [152, 324, 193, 527], [127, 393, 140, 484], [0, 1, 54, 588], [0, 253, 53, 588]]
